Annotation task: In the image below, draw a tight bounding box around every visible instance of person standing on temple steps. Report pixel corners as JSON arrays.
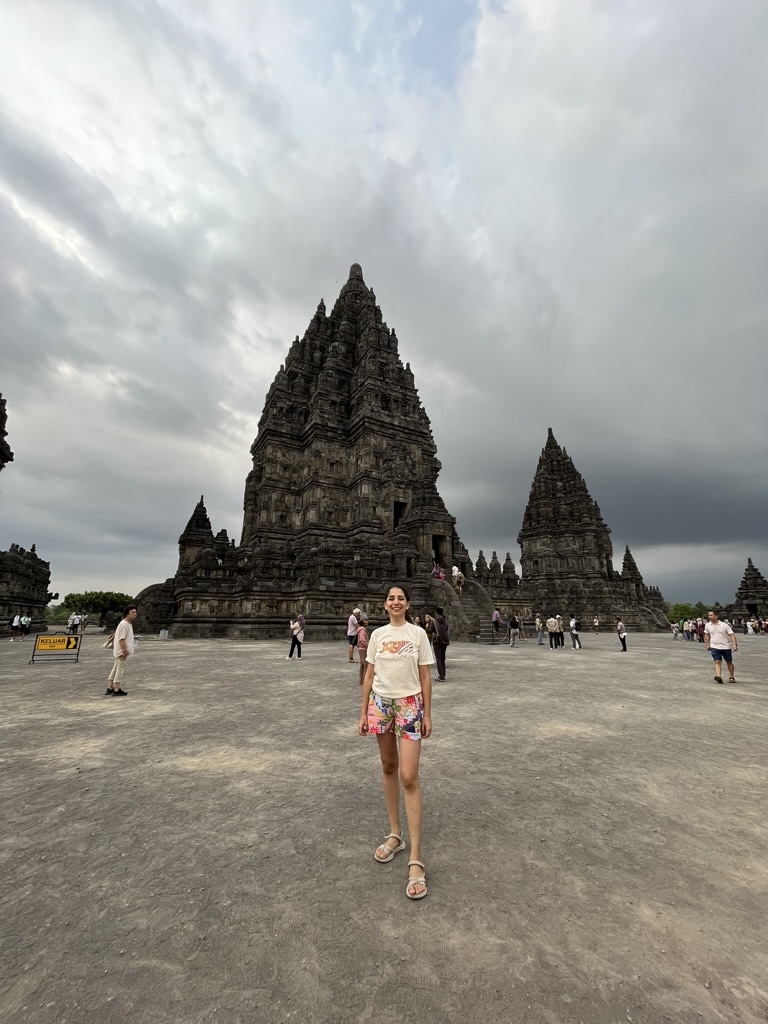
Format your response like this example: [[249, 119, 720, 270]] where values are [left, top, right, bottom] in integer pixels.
[[616, 618, 627, 652], [359, 584, 433, 900]]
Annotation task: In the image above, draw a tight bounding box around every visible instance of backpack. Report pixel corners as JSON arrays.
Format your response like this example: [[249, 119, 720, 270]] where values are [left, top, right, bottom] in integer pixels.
[[574, 620, 581, 632], [510, 616, 519, 629]]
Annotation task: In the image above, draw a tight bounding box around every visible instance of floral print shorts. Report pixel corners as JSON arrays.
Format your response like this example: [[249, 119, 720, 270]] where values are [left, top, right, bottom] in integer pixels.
[[367, 691, 423, 740]]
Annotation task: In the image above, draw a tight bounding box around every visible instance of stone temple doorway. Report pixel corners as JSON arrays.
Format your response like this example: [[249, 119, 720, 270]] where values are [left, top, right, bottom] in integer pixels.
[[432, 535, 449, 568]]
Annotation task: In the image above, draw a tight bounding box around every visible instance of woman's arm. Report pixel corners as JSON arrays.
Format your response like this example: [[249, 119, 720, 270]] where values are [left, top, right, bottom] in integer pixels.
[[419, 664, 432, 738], [358, 661, 375, 735]]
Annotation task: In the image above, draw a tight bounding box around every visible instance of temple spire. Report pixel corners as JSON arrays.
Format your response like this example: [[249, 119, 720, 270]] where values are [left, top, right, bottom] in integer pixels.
[[179, 496, 213, 541]]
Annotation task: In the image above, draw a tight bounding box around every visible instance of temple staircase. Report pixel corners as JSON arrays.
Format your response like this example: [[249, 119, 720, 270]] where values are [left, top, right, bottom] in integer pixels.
[[427, 578, 495, 643]]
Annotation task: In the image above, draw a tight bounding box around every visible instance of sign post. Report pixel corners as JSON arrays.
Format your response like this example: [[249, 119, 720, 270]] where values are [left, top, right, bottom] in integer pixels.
[[30, 632, 82, 665]]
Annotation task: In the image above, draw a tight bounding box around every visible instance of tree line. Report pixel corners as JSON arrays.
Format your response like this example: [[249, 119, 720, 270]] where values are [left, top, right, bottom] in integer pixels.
[[48, 591, 135, 624]]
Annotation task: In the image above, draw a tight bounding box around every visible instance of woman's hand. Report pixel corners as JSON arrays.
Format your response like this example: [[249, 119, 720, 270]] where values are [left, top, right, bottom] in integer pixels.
[[421, 713, 432, 739], [357, 714, 369, 736]]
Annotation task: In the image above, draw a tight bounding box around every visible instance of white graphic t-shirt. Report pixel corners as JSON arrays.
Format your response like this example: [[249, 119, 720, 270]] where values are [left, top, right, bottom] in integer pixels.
[[366, 622, 435, 699]]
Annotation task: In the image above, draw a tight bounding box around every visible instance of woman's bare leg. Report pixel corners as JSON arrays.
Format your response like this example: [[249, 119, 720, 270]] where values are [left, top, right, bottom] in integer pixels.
[[375, 733, 402, 858], [398, 738, 425, 895]]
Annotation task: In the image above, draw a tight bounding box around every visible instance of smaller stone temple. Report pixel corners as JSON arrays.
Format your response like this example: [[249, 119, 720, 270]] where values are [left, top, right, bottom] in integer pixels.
[[0, 394, 55, 630], [730, 558, 768, 618], [0, 544, 56, 628], [482, 428, 668, 630]]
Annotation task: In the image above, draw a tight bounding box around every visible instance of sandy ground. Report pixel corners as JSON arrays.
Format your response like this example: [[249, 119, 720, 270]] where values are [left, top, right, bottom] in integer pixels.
[[1, 629, 767, 1024]]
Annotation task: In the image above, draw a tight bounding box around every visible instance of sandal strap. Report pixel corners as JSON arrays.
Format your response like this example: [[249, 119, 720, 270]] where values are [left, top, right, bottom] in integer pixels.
[[384, 834, 403, 842], [408, 860, 424, 869]]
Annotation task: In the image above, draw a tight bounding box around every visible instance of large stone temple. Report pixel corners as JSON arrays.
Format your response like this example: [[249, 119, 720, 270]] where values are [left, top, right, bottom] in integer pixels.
[[136, 264, 667, 637], [0, 393, 55, 630]]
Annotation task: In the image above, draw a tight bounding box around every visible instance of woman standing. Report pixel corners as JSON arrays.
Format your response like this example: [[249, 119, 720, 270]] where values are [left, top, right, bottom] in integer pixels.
[[287, 613, 304, 660], [358, 584, 433, 900]]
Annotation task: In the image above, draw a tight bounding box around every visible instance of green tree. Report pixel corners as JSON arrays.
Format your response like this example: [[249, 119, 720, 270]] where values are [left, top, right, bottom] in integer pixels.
[[666, 603, 696, 622], [666, 601, 713, 623], [62, 591, 135, 622]]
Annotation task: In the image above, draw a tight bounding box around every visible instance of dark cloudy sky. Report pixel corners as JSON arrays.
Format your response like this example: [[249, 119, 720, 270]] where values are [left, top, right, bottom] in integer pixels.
[[1, 0, 767, 606]]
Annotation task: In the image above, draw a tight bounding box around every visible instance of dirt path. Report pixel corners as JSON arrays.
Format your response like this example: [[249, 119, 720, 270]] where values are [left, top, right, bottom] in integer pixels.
[[1, 631, 767, 1023]]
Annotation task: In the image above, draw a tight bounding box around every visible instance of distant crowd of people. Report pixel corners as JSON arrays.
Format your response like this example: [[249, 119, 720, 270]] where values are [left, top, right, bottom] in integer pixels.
[[672, 615, 765, 640]]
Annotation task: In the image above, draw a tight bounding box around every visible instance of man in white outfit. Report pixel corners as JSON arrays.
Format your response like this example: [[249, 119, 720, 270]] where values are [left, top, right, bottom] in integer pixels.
[[704, 609, 737, 683]]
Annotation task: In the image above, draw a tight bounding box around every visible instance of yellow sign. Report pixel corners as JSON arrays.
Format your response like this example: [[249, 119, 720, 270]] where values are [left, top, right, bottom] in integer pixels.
[[34, 635, 81, 651]]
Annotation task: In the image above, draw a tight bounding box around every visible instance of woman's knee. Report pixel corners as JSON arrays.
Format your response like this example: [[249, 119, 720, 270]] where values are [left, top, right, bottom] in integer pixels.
[[399, 765, 420, 790], [380, 756, 399, 777]]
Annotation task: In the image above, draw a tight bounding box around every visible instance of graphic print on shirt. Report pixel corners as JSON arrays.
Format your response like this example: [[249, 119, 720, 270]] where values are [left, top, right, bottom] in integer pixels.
[[377, 639, 417, 657]]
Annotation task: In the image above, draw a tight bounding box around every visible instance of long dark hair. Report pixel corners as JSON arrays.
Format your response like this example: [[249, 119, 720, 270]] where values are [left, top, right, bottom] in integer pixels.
[[384, 583, 414, 623]]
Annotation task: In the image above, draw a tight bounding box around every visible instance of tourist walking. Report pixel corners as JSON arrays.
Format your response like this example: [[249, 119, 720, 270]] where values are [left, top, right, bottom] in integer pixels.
[[347, 607, 361, 663], [9, 612, 22, 641], [68, 612, 81, 635], [358, 584, 433, 900], [287, 613, 304, 659], [569, 615, 582, 649], [556, 614, 565, 649], [705, 609, 737, 683], [535, 614, 544, 645], [105, 605, 138, 696], [432, 606, 450, 680], [616, 618, 627, 652], [357, 615, 369, 685], [508, 612, 520, 648], [593, 616, 600, 634], [20, 613, 31, 639], [546, 615, 559, 649]]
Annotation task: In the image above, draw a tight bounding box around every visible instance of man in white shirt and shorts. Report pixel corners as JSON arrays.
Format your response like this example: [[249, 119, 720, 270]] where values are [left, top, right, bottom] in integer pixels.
[[704, 609, 737, 683], [106, 605, 138, 696]]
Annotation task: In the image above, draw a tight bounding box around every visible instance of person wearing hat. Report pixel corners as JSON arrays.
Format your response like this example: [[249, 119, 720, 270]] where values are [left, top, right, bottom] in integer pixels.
[[347, 607, 362, 663]]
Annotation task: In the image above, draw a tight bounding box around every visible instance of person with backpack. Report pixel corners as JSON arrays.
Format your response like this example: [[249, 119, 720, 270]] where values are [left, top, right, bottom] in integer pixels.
[[569, 615, 582, 649], [507, 612, 520, 648], [286, 612, 304, 660]]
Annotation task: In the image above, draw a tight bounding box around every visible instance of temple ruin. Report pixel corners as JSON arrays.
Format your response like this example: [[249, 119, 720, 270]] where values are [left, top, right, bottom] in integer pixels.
[[731, 558, 768, 618], [136, 265, 668, 637], [0, 393, 55, 629]]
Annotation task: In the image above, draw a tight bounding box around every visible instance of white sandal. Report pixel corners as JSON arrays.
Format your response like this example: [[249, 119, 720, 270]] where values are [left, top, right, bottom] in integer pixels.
[[406, 860, 428, 899], [374, 833, 405, 862]]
